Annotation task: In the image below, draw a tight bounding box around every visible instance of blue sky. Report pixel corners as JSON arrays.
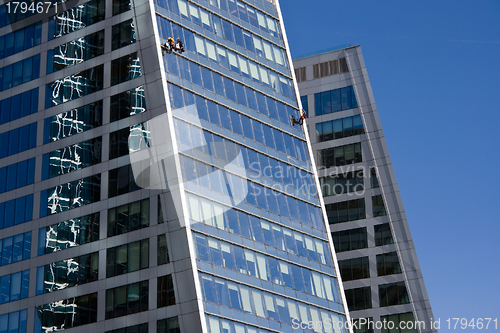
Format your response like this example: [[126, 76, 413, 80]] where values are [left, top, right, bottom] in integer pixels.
[[281, 0, 500, 330]]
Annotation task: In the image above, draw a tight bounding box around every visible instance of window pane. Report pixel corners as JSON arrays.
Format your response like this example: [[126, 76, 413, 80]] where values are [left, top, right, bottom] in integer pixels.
[[128, 241, 140, 272]]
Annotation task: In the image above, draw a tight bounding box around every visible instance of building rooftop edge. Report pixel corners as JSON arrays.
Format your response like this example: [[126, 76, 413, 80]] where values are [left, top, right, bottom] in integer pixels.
[[292, 44, 359, 60]]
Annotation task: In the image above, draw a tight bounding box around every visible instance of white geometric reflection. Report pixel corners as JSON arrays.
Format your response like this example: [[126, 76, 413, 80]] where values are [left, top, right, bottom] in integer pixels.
[[43, 258, 79, 292], [129, 103, 249, 226], [50, 71, 100, 105], [54, 6, 87, 38]]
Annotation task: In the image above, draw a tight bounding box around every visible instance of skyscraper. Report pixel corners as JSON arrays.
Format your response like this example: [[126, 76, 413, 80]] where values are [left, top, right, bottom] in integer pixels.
[[0, 1, 351, 333], [294, 46, 436, 333]]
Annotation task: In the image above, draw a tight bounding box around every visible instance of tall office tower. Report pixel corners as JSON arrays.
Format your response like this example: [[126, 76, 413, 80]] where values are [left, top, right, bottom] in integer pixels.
[[0, 1, 352, 333], [293, 46, 436, 333]]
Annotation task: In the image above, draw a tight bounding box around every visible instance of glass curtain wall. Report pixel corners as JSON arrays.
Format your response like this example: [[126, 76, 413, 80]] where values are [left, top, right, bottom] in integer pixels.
[[153, 0, 350, 332]]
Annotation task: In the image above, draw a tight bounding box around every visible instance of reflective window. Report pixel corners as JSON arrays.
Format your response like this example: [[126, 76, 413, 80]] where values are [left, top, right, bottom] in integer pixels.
[[170, 91, 308, 165], [317, 142, 362, 169], [180, 155, 324, 230], [110, 127, 133, 159], [157, 317, 180, 333], [105, 280, 149, 319], [325, 198, 366, 224], [38, 213, 100, 255], [47, 30, 104, 73], [110, 122, 150, 159], [344, 287, 371, 311], [380, 312, 417, 333], [173, 118, 315, 197], [0, 21, 42, 59], [372, 195, 387, 217], [45, 65, 104, 108], [352, 318, 374, 333], [42, 137, 102, 179], [377, 252, 402, 277], [0, 231, 31, 266], [187, 193, 332, 266], [193, 232, 340, 302], [113, 0, 131, 15], [331, 227, 367, 252], [316, 115, 364, 142], [158, 274, 176, 307], [112, 19, 136, 50], [48, 0, 105, 40], [218, 311, 257, 331], [159, 21, 293, 101], [314, 86, 358, 116], [0, 158, 35, 193], [199, 273, 346, 327], [0, 270, 29, 304], [106, 239, 149, 278], [300, 95, 308, 117], [370, 168, 380, 189], [35, 293, 98, 332], [158, 196, 165, 224], [374, 223, 393, 246], [110, 86, 147, 122], [0, 122, 37, 158], [0, 54, 40, 92], [40, 175, 101, 217], [205, 314, 289, 333], [158, 234, 170, 265], [0, 309, 27, 333], [0, 0, 47, 27], [36, 252, 98, 294], [0, 87, 38, 125], [379, 281, 409, 306], [155, 0, 282, 47], [108, 199, 149, 237], [0, 194, 33, 229], [43, 100, 103, 143], [108, 165, 140, 197], [320, 170, 364, 197], [107, 323, 148, 333], [111, 52, 142, 86], [338, 257, 369, 282]]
